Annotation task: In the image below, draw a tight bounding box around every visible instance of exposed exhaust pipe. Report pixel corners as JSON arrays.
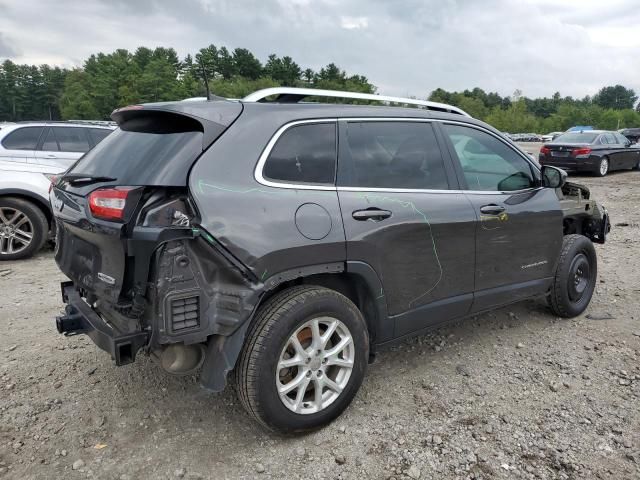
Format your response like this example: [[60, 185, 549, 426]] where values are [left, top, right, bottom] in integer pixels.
[[152, 344, 205, 376]]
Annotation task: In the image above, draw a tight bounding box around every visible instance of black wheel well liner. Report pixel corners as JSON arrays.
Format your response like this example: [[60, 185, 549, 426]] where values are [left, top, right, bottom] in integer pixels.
[[256, 262, 389, 346], [0, 189, 53, 229]]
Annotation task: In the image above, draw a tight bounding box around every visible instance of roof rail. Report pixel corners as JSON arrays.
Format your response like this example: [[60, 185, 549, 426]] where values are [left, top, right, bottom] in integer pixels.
[[242, 87, 470, 117]]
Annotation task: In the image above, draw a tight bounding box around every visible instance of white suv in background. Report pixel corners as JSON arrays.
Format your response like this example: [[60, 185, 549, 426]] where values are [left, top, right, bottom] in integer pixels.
[[0, 122, 115, 260]]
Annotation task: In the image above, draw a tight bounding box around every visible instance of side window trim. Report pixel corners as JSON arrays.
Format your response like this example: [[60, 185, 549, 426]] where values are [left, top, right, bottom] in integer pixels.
[[438, 121, 542, 194], [255, 119, 338, 191]]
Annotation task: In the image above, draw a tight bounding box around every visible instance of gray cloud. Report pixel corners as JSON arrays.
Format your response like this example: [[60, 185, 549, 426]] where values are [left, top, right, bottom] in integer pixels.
[[0, 32, 18, 58], [0, 0, 639, 99]]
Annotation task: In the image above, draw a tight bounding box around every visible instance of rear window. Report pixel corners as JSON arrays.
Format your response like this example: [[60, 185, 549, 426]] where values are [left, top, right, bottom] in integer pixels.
[[67, 120, 203, 186], [263, 123, 336, 185], [2, 127, 44, 150], [553, 132, 598, 144]]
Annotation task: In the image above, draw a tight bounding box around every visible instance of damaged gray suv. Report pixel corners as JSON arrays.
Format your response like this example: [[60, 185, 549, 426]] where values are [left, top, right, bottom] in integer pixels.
[[51, 88, 610, 432]]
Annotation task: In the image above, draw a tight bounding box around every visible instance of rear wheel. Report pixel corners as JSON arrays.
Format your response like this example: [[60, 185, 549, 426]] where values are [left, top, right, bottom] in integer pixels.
[[234, 285, 369, 432], [595, 157, 609, 177], [0, 197, 48, 261], [548, 234, 597, 318]]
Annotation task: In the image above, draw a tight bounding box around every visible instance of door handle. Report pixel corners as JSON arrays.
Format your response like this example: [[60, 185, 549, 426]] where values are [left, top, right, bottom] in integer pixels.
[[46, 154, 58, 158], [480, 204, 505, 215], [352, 208, 392, 221]]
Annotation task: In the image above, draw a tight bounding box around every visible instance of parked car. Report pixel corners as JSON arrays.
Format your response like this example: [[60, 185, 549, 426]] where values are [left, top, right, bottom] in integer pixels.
[[0, 121, 115, 260], [542, 132, 563, 142], [620, 127, 640, 144], [539, 130, 640, 176], [52, 88, 609, 432]]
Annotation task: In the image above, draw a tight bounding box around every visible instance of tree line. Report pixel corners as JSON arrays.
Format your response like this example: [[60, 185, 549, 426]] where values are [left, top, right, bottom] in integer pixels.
[[429, 85, 640, 132], [0, 45, 375, 122], [1, 44, 639, 133]]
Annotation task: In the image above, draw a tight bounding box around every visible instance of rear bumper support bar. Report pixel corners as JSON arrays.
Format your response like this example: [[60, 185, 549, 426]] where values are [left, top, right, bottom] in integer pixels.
[[56, 281, 149, 365]]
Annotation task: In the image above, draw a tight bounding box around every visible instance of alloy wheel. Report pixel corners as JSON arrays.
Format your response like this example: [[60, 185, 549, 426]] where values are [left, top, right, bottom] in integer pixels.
[[0, 207, 34, 255], [276, 316, 354, 415], [599, 158, 609, 176]]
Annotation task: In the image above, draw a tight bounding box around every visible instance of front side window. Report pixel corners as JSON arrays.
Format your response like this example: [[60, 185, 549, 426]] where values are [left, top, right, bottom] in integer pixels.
[[53, 127, 91, 153], [442, 124, 536, 192], [262, 123, 336, 185], [338, 121, 449, 190], [1, 127, 44, 150], [603, 133, 617, 145]]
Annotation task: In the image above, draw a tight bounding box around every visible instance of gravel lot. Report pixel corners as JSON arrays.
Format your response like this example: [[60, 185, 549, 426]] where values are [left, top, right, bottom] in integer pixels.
[[1, 145, 639, 479]]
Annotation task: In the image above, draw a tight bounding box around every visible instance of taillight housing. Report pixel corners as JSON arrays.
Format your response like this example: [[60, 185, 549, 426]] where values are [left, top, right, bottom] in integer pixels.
[[571, 147, 592, 157], [540, 146, 551, 156], [88, 187, 137, 221]]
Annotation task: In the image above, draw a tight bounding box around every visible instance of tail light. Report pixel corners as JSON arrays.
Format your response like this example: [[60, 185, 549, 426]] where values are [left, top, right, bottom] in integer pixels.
[[571, 147, 592, 157], [88, 187, 136, 221], [540, 146, 551, 156]]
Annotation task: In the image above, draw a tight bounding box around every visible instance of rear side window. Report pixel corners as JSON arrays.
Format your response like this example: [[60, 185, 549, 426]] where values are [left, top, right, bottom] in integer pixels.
[[603, 133, 617, 145], [2, 127, 44, 150], [263, 123, 336, 185], [67, 116, 203, 186], [442, 124, 536, 192], [338, 121, 450, 190], [88, 128, 112, 146], [53, 127, 91, 153]]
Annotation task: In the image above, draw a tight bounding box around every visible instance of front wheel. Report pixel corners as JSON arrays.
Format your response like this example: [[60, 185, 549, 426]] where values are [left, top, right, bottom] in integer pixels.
[[234, 285, 369, 432], [595, 157, 609, 177], [548, 234, 597, 318]]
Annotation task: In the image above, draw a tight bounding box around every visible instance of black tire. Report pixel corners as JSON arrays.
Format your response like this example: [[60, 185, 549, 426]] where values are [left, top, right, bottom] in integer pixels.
[[233, 285, 369, 433], [0, 197, 48, 261], [548, 234, 597, 318], [594, 157, 609, 177]]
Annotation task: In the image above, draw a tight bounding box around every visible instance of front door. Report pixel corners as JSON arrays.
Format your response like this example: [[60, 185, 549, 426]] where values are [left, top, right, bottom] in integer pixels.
[[336, 120, 477, 340], [439, 122, 563, 312]]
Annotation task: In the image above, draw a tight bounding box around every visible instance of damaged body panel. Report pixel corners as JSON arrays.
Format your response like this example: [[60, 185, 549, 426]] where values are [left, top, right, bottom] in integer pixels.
[[558, 181, 610, 243]]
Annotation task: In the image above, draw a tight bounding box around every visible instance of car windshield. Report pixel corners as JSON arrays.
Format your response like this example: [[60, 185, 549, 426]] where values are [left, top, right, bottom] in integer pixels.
[[553, 132, 599, 144]]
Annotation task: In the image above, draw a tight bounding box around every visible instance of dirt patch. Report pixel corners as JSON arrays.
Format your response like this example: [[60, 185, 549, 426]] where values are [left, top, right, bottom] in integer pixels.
[[1, 163, 639, 479]]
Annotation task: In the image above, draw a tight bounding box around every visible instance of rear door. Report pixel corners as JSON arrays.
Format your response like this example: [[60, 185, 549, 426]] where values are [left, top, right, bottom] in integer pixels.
[[336, 119, 477, 339], [602, 132, 626, 170], [440, 122, 563, 311], [614, 132, 640, 168]]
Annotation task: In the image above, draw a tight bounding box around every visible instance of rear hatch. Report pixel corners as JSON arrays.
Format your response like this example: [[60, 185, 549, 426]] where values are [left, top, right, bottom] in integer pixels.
[[51, 101, 242, 304]]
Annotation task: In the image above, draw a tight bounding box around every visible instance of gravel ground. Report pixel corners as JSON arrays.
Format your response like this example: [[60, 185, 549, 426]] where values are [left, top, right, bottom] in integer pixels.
[[1, 148, 639, 479]]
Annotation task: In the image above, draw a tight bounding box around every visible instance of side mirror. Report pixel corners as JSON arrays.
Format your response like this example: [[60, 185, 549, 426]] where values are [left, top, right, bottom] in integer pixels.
[[542, 165, 567, 188]]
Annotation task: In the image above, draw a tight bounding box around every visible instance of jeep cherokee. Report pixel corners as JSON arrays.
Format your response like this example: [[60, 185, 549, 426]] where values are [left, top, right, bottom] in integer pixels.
[[51, 88, 609, 432]]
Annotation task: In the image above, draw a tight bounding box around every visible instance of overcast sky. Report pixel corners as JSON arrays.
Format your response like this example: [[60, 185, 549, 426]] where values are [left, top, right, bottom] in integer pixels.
[[1, 0, 639, 99]]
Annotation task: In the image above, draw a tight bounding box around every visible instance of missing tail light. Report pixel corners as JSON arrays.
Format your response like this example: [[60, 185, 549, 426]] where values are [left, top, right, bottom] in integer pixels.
[[141, 197, 193, 228], [88, 187, 137, 221], [571, 147, 592, 157]]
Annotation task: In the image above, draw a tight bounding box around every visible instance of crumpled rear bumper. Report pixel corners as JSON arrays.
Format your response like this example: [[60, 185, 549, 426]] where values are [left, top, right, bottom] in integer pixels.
[[55, 281, 149, 365]]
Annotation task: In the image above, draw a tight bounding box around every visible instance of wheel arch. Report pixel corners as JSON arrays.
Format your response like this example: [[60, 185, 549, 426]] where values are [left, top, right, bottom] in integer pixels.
[[256, 261, 391, 347], [0, 188, 53, 230]]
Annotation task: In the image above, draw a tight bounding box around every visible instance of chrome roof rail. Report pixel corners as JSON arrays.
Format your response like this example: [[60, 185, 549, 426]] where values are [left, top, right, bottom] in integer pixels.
[[242, 87, 470, 117]]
